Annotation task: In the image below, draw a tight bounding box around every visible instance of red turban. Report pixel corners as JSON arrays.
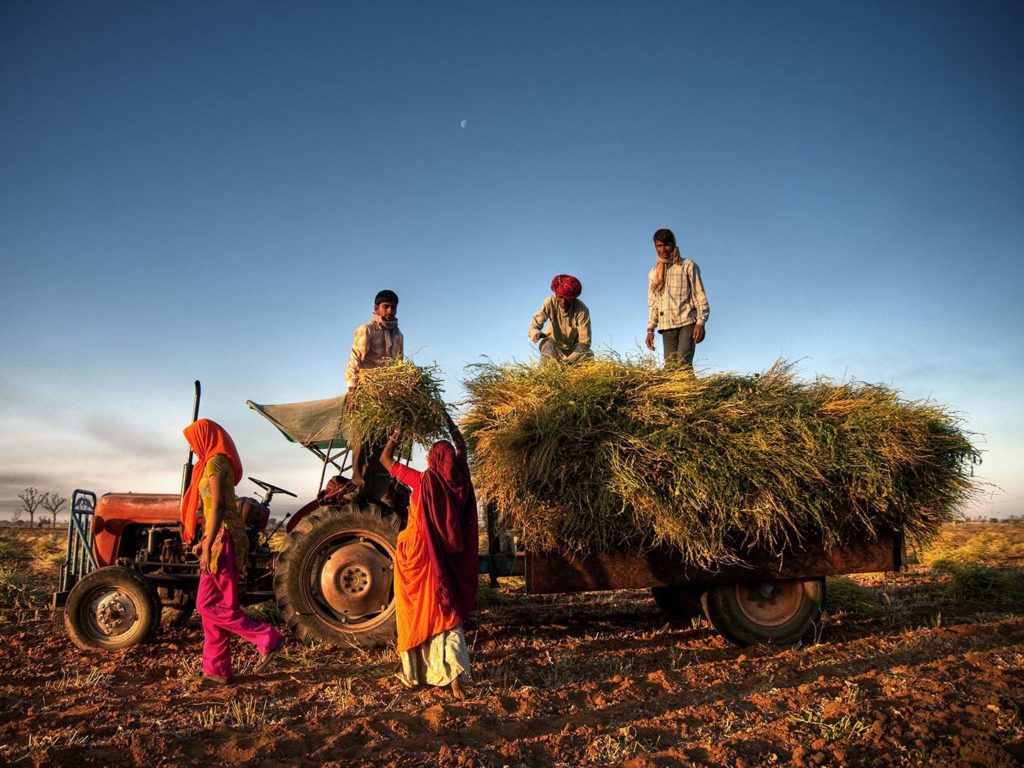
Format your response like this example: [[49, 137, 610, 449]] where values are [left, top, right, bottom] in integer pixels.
[[551, 274, 582, 299]]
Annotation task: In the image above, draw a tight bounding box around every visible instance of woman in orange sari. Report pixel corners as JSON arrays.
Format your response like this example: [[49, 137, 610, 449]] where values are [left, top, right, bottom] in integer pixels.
[[181, 419, 283, 684], [381, 414, 478, 699]]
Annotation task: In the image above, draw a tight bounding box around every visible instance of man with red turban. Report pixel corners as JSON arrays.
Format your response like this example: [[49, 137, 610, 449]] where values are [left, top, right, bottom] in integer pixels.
[[528, 274, 594, 363]]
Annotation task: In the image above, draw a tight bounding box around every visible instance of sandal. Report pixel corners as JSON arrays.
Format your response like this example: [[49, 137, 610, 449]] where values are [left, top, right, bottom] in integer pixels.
[[253, 639, 285, 673]]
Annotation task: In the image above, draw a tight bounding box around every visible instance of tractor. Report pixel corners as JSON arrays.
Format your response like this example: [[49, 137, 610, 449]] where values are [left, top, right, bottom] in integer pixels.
[[52, 388, 479, 650]]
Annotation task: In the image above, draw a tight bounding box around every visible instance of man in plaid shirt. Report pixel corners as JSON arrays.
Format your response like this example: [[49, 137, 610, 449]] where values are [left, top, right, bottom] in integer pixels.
[[644, 228, 710, 367], [345, 289, 404, 502]]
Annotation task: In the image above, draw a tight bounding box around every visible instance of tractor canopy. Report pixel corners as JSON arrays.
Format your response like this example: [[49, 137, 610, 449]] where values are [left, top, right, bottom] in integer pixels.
[[247, 396, 350, 451]]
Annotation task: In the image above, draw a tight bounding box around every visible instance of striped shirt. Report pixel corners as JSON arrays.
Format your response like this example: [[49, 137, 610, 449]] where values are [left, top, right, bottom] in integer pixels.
[[647, 258, 710, 331]]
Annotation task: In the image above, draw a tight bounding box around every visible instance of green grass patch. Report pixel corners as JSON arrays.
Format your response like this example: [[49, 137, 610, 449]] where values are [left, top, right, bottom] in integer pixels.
[[918, 523, 1024, 566], [475, 581, 510, 608], [29, 532, 65, 573], [0, 566, 42, 607], [244, 600, 283, 624], [933, 559, 1024, 605], [0, 535, 21, 562], [825, 577, 884, 616]]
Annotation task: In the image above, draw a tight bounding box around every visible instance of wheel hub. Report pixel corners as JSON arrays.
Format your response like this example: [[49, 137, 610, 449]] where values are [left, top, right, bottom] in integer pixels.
[[341, 564, 371, 595], [92, 590, 138, 636], [320, 540, 393, 621], [735, 581, 804, 628]]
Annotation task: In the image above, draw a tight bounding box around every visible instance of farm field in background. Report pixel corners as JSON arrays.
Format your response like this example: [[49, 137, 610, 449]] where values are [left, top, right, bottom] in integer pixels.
[[1, 522, 1022, 767]]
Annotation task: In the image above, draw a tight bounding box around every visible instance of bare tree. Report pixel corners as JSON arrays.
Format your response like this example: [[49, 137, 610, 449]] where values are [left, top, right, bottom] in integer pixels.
[[18, 487, 45, 527], [42, 492, 68, 527], [11, 505, 23, 523]]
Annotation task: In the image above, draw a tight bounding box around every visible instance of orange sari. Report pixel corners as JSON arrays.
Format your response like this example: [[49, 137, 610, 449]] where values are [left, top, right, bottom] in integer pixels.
[[390, 463, 461, 652]]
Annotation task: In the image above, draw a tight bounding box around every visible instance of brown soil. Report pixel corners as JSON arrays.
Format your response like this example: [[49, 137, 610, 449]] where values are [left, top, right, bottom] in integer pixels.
[[1, 525, 1022, 767]]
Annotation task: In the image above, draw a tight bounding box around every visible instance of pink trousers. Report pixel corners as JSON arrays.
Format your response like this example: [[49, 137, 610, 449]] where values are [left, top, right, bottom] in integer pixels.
[[196, 533, 281, 679]]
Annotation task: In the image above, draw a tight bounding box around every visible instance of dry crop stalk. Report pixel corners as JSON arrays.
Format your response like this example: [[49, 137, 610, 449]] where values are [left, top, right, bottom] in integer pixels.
[[347, 359, 449, 447]]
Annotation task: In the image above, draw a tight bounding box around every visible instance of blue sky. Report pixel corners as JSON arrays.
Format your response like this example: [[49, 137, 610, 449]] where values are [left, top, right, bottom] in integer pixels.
[[1, 1, 1021, 520]]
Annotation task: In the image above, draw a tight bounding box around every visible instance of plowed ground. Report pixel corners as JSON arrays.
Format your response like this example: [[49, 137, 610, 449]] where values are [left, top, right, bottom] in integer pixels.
[[1, 524, 1022, 767]]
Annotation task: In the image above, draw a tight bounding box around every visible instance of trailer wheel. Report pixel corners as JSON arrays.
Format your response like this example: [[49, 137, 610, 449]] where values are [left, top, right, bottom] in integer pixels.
[[651, 586, 705, 622], [701, 578, 825, 646], [64, 566, 161, 651], [274, 503, 399, 648]]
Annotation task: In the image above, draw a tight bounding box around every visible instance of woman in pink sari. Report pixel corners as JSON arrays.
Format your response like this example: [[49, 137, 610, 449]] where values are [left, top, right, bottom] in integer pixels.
[[181, 419, 283, 684]]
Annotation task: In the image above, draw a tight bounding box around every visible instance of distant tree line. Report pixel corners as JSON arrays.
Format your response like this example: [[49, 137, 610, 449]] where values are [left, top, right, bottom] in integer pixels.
[[956, 514, 1023, 525], [11, 487, 68, 527]]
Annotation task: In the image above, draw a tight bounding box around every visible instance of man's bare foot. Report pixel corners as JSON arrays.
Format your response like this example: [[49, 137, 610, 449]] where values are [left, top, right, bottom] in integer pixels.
[[451, 677, 467, 700]]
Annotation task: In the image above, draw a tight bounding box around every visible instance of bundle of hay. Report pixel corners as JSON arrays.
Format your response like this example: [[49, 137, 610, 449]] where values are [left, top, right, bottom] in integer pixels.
[[461, 358, 979, 567], [346, 359, 449, 446]]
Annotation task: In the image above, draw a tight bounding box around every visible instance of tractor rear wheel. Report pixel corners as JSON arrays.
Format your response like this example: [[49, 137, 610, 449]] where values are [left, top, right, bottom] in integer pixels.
[[701, 578, 825, 646], [64, 566, 161, 651], [274, 503, 399, 648]]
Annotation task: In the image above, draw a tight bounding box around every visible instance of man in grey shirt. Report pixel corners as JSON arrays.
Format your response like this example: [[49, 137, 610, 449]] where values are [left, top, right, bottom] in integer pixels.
[[529, 274, 594, 364]]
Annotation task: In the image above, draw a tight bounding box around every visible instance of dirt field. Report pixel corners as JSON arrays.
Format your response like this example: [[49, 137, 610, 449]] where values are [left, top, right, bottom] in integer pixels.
[[1, 523, 1022, 767]]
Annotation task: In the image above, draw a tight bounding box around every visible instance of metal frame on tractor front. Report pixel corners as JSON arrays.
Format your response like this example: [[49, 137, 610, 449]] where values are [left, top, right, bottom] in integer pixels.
[[53, 489, 98, 607]]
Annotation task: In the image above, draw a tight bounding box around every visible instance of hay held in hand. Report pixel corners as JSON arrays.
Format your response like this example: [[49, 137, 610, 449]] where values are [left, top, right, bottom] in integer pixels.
[[347, 360, 448, 446], [461, 358, 979, 567]]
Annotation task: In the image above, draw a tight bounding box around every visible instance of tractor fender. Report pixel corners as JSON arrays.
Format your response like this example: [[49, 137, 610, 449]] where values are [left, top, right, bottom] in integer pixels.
[[285, 498, 321, 534]]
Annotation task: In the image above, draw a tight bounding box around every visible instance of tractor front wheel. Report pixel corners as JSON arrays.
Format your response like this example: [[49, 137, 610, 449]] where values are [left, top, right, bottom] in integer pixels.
[[64, 566, 161, 651], [274, 503, 399, 648]]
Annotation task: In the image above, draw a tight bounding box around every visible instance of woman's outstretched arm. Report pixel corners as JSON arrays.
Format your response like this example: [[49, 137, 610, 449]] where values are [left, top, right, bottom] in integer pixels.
[[380, 429, 400, 470], [445, 412, 466, 458]]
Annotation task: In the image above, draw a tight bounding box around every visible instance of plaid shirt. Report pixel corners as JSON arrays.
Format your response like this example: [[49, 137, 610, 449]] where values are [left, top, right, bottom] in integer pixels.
[[647, 258, 710, 331], [345, 321, 404, 390]]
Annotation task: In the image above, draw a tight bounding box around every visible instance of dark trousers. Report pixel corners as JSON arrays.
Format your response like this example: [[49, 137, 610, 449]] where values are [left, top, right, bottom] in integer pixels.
[[661, 324, 695, 367], [350, 435, 392, 503], [539, 337, 593, 364]]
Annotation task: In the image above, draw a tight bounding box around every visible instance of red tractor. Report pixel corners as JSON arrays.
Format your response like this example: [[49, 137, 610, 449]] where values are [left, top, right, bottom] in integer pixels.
[[52, 390, 437, 651]]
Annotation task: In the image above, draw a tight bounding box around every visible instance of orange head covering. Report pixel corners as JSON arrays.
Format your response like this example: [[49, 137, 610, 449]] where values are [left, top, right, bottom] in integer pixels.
[[180, 419, 243, 544]]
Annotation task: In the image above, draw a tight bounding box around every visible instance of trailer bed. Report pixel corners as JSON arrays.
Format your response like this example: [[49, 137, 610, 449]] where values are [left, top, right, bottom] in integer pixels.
[[526, 528, 904, 594]]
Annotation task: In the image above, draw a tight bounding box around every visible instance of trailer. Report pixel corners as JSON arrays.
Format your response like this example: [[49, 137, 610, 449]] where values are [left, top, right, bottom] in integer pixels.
[[54, 392, 904, 651]]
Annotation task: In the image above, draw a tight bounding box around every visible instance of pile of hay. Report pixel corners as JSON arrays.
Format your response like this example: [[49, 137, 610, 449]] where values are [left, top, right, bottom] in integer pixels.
[[461, 358, 979, 567], [346, 359, 449, 446]]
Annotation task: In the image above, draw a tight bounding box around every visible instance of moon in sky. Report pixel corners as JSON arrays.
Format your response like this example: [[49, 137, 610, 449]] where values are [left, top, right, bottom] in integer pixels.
[[459, 119, 468, 128]]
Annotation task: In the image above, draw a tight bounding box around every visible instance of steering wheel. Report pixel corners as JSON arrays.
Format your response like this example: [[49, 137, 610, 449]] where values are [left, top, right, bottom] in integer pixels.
[[248, 477, 297, 498]]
